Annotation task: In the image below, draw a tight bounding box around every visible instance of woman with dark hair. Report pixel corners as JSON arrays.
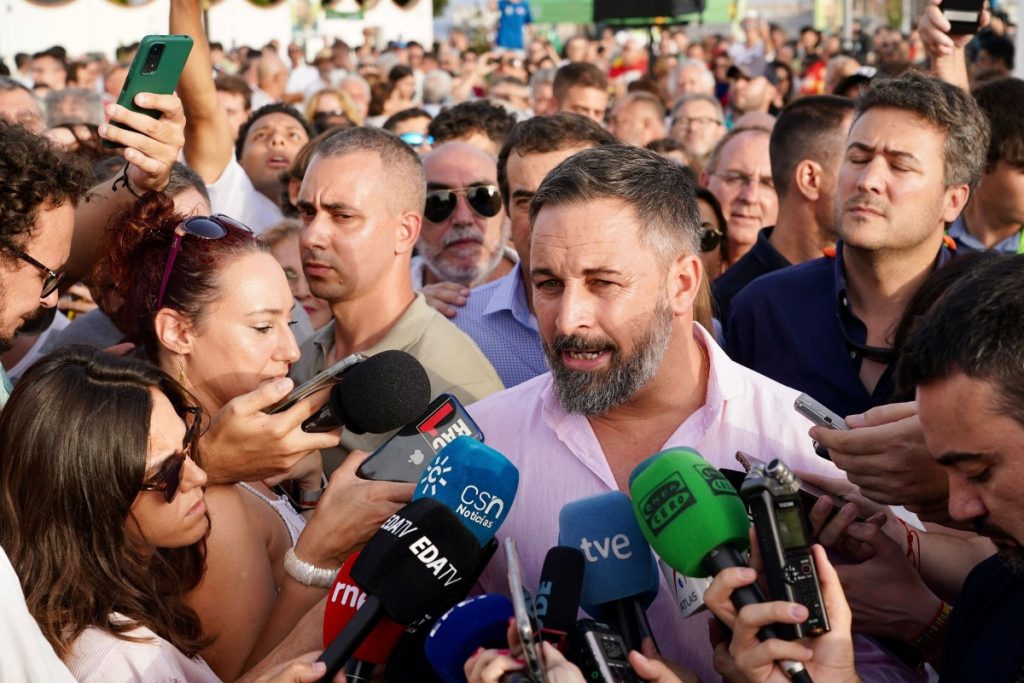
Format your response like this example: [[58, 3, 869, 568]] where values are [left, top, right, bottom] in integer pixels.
[[695, 186, 729, 280], [91, 194, 411, 680], [0, 346, 213, 679]]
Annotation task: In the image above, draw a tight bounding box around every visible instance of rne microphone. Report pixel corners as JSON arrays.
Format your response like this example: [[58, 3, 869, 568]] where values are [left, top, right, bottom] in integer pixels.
[[424, 594, 514, 683], [302, 350, 432, 433], [316, 498, 489, 682], [558, 492, 660, 654], [413, 436, 519, 545], [534, 546, 585, 650], [628, 447, 813, 683]]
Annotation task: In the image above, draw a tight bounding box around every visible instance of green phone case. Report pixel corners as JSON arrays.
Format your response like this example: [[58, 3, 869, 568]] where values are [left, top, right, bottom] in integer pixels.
[[103, 34, 194, 148]]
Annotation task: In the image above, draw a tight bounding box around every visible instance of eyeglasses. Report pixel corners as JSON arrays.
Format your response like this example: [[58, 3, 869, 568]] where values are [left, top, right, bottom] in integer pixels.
[[140, 406, 202, 503], [424, 185, 503, 223], [699, 224, 723, 253], [10, 247, 64, 299], [675, 116, 722, 129], [400, 132, 434, 147], [155, 215, 251, 310], [711, 171, 775, 193]]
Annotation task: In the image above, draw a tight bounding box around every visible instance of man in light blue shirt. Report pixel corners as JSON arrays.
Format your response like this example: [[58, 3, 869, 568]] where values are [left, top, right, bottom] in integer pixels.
[[422, 114, 617, 387]]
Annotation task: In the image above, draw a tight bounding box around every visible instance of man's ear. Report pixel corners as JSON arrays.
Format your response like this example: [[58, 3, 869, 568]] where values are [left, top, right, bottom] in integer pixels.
[[667, 253, 703, 317], [396, 210, 422, 255], [941, 184, 971, 224], [153, 308, 195, 356]]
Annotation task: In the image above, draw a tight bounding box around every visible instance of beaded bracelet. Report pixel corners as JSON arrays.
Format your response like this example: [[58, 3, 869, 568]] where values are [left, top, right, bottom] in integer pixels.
[[910, 600, 952, 652]]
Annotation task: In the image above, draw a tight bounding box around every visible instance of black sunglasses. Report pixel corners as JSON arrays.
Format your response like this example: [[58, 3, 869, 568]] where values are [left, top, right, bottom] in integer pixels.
[[11, 247, 64, 298], [700, 225, 723, 253], [424, 185, 502, 223], [140, 406, 202, 503], [155, 215, 252, 310]]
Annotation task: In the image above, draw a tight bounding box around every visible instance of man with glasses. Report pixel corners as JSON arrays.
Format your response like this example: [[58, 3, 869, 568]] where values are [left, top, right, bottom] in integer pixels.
[[669, 93, 725, 173], [414, 142, 514, 290], [701, 126, 777, 264], [293, 127, 503, 472], [713, 95, 854, 321]]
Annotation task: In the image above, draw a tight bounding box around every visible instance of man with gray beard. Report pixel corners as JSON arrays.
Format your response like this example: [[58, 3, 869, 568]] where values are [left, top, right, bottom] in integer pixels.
[[466, 145, 847, 683], [412, 141, 515, 289]]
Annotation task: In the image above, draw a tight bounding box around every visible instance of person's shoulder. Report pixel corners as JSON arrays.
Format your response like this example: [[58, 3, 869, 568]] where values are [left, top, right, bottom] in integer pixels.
[[470, 372, 549, 413], [731, 256, 832, 312], [67, 621, 215, 683]]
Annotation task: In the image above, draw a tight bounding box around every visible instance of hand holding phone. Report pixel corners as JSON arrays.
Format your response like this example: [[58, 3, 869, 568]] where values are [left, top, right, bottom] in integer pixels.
[[941, 0, 984, 35], [506, 538, 549, 683]]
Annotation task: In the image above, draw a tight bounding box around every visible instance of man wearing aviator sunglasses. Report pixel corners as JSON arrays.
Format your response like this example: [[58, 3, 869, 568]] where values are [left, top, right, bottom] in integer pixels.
[[414, 142, 515, 289]]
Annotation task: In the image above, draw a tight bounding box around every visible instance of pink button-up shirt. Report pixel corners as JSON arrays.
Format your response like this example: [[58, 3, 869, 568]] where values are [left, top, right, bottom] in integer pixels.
[[469, 323, 921, 683]]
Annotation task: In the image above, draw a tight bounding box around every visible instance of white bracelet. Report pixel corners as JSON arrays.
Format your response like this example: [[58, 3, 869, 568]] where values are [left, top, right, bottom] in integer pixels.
[[283, 548, 338, 588]]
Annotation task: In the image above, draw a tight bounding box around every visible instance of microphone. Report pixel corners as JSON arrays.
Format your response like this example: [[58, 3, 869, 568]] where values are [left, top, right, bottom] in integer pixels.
[[412, 436, 520, 545], [316, 498, 489, 682], [302, 350, 432, 433], [424, 594, 514, 683], [628, 447, 813, 683], [558, 492, 660, 653], [534, 546, 585, 650]]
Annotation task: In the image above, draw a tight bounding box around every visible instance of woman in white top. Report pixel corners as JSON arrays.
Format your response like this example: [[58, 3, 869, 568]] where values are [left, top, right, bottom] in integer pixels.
[[91, 194, 412, 680]]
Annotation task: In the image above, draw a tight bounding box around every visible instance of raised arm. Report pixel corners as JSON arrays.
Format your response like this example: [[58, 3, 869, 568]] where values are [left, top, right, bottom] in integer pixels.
[[170, 0, 235, 183]]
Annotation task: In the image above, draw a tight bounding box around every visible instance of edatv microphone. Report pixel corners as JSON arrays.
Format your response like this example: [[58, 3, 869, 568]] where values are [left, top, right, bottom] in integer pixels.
[[302, 350, 431, 433], [534, 546, 585, 650], [629, 448, 813, 683], [424, 594, 514, 682], [412, 436, 520, 545], [558, 492, 660, 654], [316, 498, 488, 682]]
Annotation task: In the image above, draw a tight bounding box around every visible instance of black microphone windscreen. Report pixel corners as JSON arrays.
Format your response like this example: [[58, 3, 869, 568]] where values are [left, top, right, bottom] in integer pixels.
[[352, 498, 484, 625], [333, 350, 431, 434], [537, 546, 585, 634]]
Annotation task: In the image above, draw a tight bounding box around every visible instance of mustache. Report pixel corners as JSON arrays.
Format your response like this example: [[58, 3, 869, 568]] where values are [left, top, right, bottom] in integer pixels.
[[975, 519, 1019, 544], [442, 227, 485, 248], [842, 194, 890, 217], [552, 334, 616, 355]]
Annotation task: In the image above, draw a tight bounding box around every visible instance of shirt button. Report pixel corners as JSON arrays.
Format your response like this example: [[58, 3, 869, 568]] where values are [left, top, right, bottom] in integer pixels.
[[849, 351, 857, 359], [841, 296, 849, 307]]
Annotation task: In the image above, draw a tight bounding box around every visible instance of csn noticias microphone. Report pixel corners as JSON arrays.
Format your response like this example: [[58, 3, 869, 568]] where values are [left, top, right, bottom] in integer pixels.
[[424, 594, 515, 682], [534, 546, 585, 650], [558, 492, 660, 654], [316, 498, 487, 682], [302, 350, 431, 433], [412, 436, 520, 545], [628, 448, 813, 683]]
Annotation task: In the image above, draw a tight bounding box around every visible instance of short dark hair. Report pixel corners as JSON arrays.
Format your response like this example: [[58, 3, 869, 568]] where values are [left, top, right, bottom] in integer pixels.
[[496, 113, 617, 211], [388, 64, 414, 83], [972, 77, 1024, 168], [0, 121, 90, 262], [897, 254, 1024, 425], [383, 107, 432, 132], [975, 34, 1015, 70], [854, 71, 989, 190], [428, 100, 517, 148], [14, 53, 29, 69], [530, 144, 700, 262], [214, 74, 252, 112], [31, 48, 66, 68], [235, 102, 312, 159], [769, 95, 854, 198], [553, 62, 608, 102]]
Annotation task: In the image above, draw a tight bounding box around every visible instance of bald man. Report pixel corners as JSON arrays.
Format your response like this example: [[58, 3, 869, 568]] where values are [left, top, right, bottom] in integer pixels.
[[607, 92, 667, 147]]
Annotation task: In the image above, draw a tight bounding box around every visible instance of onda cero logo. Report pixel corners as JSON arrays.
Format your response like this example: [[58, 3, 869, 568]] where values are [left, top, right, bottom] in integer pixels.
[[419, 453, 452, 496], [638, 471, 694, 535], [695, 464, 738, 497]]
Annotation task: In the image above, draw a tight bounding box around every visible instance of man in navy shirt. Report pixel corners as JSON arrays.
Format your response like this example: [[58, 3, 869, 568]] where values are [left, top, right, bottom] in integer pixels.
[[727, 71, 985, 419], [714, 95, 853, 321]]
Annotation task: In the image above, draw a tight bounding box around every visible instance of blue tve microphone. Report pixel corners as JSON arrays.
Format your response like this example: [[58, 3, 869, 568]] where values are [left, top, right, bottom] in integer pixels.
[[413, 436, 520, 545], [424, 594, 514, 683], [558, 492, 660, 653]]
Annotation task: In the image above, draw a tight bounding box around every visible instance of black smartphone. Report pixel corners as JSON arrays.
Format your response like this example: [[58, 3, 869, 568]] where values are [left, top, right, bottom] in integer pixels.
[[265, 353, 365, 414], [103, 35, 193, 148], [942, 0, 984, 35], [355, 394, 484, 482]]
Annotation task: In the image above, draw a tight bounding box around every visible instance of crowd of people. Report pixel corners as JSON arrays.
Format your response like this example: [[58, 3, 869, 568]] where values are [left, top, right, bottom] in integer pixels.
[[0, 0, 1023, 681]]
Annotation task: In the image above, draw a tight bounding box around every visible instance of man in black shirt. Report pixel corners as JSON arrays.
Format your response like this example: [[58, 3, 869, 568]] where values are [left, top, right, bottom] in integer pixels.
[[713, 95, 853, 322]]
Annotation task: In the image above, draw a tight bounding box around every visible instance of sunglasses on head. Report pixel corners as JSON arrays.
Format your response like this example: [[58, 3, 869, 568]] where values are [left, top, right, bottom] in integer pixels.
[[424, 185, 503, 223], [140, 406, 202, 503], [155, 214, 252, 310]]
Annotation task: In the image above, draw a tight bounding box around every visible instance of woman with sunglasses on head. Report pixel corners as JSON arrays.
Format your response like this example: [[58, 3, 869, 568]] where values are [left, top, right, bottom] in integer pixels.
[[92, 193, 412, 680]]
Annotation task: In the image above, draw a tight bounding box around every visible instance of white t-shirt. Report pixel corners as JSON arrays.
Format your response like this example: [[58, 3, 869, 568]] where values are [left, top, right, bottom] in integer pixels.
[[206, 157, 284, 235], [0, 546, 76, 682], [65, 615, 220, 683]]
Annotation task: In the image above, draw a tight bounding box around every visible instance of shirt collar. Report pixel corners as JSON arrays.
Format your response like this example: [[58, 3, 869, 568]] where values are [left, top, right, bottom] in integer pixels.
[[311, 293, 434, 359], [483, 266, 538, 331]]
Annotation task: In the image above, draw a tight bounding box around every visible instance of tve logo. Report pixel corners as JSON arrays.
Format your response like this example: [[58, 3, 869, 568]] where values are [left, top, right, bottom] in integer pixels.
[[577, 534, 633, 563]]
